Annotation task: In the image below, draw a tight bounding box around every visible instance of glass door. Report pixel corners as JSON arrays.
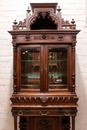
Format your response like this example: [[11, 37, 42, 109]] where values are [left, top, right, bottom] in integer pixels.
[[18, 45, 41, 90], [46, 45, 68, 90]]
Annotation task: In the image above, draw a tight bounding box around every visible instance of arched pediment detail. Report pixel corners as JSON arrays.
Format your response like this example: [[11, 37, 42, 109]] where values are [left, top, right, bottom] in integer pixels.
[[27, 11, 61, 30], [50, 14, 61, 29]]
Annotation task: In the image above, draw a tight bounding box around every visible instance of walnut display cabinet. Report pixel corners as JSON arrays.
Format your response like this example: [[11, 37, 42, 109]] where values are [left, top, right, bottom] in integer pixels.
[[8, 3, 80, 130]]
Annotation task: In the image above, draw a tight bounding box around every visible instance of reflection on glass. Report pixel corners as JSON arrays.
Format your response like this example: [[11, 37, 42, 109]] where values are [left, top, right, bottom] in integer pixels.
[[49, 48, 67, 89], [21, 48, 40, 89]]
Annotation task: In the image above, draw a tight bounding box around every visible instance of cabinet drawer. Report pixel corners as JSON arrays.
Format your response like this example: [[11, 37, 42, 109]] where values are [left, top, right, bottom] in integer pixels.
[[29, 109, 58, 116]]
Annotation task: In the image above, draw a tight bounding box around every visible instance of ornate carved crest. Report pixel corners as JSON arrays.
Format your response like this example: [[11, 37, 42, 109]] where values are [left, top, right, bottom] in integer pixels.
[[12, 3, 76, 31]]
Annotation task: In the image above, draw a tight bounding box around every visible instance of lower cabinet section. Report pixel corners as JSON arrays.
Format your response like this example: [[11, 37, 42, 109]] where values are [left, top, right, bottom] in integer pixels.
[[19, 116, 70, 130]]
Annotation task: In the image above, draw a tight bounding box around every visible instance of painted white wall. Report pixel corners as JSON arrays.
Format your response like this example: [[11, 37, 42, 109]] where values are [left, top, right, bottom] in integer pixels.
[[0, 0, 87, 129]]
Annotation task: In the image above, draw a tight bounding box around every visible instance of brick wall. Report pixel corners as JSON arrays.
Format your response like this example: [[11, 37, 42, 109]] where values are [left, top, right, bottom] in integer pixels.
[[0, 0, 86, 129]]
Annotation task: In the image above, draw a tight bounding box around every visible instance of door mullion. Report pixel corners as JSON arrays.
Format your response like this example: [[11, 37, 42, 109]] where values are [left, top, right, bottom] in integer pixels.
[[45, 45, 49, 92], [40, 45, 44, 92]]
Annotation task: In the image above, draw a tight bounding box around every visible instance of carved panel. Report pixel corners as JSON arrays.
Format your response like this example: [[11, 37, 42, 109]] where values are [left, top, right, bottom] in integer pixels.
[[11, 34, 78, 43], [37, 119, 52, 130]]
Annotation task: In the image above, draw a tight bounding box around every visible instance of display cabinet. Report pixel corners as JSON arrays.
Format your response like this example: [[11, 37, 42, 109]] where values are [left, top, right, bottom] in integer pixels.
[[8, 3, 80, 130]]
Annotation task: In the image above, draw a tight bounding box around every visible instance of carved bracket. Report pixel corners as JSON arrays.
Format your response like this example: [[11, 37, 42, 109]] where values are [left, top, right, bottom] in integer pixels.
[[12, 35, 17, 43]]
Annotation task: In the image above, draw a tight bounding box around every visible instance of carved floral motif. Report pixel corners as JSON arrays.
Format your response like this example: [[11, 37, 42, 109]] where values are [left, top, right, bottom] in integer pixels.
[[37, 119, 52, 130]]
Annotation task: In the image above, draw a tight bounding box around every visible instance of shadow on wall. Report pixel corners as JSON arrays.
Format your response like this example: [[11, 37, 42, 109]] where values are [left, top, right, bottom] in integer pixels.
[[4, 66, 14, 130], [76, 55, 87, 130]]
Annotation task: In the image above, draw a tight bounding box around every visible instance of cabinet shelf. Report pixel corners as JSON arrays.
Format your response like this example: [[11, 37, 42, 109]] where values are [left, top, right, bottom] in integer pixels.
[[21, 73, 67, 78], [21, 73, 40, 78], [21, 60, 39, 62], [49, 73, 67, 77], [49, 84, 67, 89], [49, 60, 67, 62]]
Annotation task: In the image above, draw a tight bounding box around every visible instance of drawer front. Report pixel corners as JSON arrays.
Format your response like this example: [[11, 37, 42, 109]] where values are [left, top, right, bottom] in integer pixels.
[[29, 109, 58, 116]]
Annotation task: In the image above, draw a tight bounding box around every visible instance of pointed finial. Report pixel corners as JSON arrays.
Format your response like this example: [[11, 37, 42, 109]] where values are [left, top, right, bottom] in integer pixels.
[[71, 19, 75, 24], [57, 6, 61, 12], [26, 7, 31, 13], [13, 20, 17, 25]]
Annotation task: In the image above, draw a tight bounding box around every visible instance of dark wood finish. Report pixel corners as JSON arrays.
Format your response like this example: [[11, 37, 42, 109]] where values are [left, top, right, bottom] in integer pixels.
[[8, 3, 80, 130], [14, 116, 17, 130]]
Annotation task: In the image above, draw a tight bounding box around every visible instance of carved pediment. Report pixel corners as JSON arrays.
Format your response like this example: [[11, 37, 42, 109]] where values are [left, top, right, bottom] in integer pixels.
[[12, 3, 76, 31]]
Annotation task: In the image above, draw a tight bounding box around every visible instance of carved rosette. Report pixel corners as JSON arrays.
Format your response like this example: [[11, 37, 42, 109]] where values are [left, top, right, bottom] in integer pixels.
[[25, 34, 30, 41], [57, 35, 64, 41]]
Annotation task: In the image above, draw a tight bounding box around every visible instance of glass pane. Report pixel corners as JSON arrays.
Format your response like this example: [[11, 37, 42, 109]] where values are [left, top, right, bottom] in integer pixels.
[[49, 48, 67, 89], [21, 48, 40, 89]]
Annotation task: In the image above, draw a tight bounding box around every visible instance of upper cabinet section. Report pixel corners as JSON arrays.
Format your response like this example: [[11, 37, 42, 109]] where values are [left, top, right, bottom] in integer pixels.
[[8, 3, 80, 95]]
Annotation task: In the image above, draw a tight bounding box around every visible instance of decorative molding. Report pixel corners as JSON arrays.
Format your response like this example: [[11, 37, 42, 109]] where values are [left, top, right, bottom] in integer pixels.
[[10, 96, 78, 106], [72, 35, 76, 41], [13, 44, 17, 52], [11, 109, 30, 116], [12, 35, 17, 43], [31, 34, 64, 41], [11, 108, 77, 116], [72, 43, 76, 94], [32, 34, 55, 40], [25, 34, 30, 41], [57, 35, 64, 41], [58, 108, 77, 116], [13, 70, 17, 94]]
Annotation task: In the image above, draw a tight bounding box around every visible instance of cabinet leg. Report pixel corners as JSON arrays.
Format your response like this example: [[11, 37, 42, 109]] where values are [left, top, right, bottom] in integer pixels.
[[72, 116, 75, 130], [14, 116, 17, 130]]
